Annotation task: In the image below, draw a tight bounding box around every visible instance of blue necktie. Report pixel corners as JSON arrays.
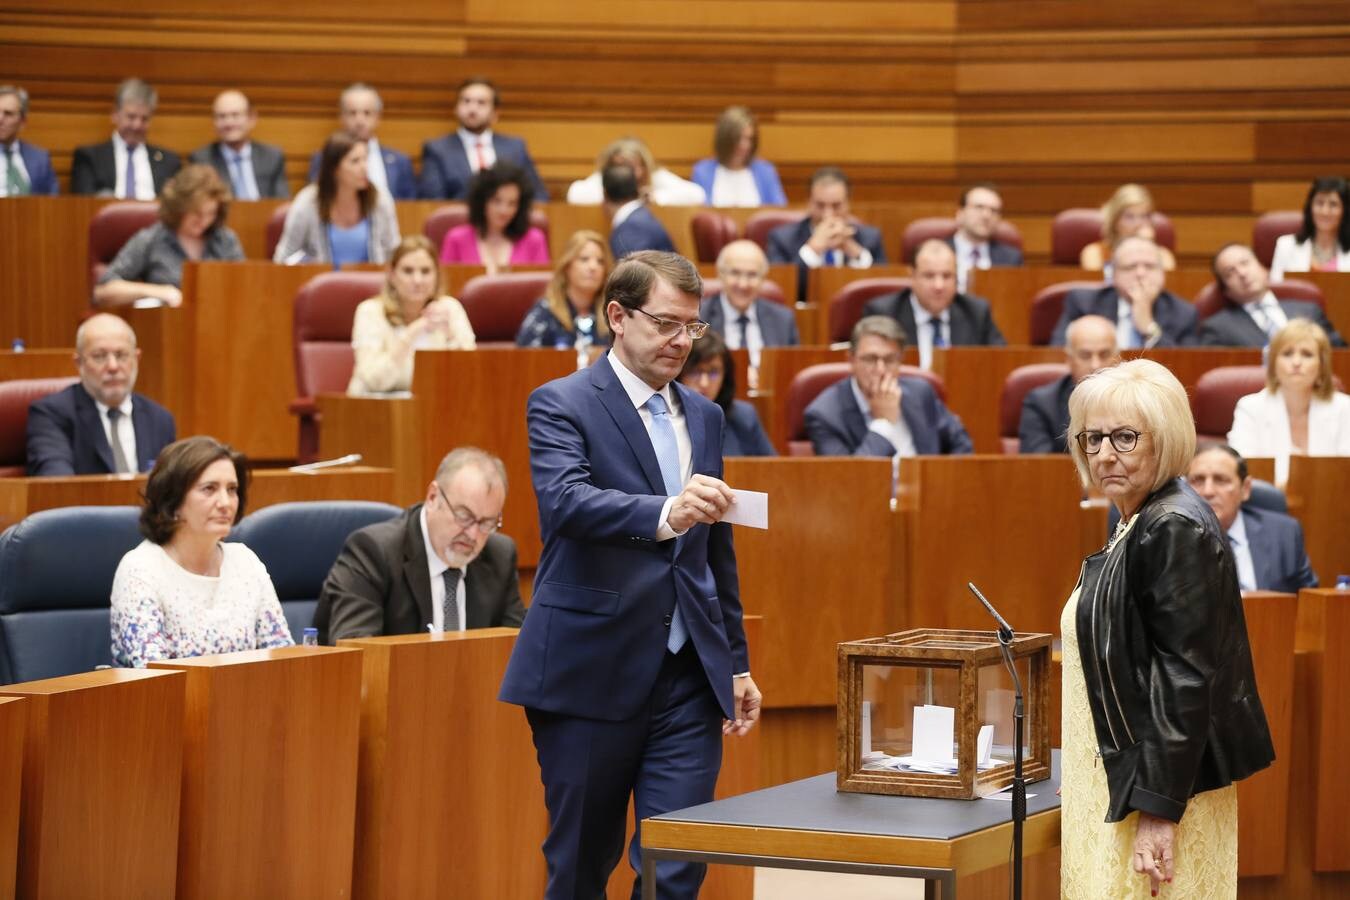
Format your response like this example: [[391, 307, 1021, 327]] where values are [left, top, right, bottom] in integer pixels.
[[646, 393, 688, 653], [930, 318, 947, 349], [230, 152, 254, 201], [124, 146, 138, 199]]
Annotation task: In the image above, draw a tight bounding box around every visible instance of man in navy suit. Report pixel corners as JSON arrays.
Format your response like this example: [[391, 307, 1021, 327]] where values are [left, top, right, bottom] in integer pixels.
[[1018, 314, 1118, 454], [1050, 236, 1198, 348], [605, 164, 676, 258], [419, 76, 548, 201], [307, 83, 417, 200], [766, 166, 886, 302], [27, 314, 175, 476], [862, 239, 1005, 369], [1187, 445, 1318, 592], [190, 90, 289, 199], [805, 315, 972, 457], [0, 85, 59, 196], [1200, 243, 1345, 348], [700, 239, 799, 370], [70, 78, 180, 199], [500, 252, 760, 899], [948, 182, 1022, 292]]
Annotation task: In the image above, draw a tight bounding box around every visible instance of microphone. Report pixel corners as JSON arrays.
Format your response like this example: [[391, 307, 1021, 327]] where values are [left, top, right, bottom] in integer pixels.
[[967, 582, 1013, 644], [289, 453, 362, 474]]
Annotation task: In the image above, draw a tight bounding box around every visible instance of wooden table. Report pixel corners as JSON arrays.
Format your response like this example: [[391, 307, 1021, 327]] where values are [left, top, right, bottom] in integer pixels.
[[1285, 457, 1350, 589]]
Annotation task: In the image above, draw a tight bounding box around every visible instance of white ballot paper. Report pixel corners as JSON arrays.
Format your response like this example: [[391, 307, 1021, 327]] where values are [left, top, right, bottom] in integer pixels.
[[722, 489, 768, 529], [911, 704, 955, 766]]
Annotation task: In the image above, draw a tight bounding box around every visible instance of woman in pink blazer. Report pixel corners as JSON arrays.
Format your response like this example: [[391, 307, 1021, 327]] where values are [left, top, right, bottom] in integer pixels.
[[439, 162, 549, 274]]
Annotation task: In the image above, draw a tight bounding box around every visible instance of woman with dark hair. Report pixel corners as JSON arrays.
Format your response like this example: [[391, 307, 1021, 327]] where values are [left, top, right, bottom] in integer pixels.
[[273, 131, 400, 266], [516, 229, 612, 357], [438, 162, 549, 273], [110, 436, 292, 667], [677, 330, 775, 456], [1270, 176, 1350, 280], [691, 106, 787, 208], [94, 163, 244, 308]]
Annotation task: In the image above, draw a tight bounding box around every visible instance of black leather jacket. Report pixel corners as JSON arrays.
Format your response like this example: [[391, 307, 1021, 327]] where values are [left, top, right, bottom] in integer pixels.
[[1074, 478, 1275, 823]]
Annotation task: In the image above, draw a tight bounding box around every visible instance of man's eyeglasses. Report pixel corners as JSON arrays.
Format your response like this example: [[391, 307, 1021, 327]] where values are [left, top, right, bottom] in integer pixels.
[[82, 350, 135, 366], [1075, 428, 1146, 455], [631, 307, 709, 340], [433, 482, 502, 534]]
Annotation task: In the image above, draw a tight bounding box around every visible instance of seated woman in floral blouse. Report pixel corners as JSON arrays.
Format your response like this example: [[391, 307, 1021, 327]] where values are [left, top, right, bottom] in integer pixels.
[[110, 435, 293, 667]]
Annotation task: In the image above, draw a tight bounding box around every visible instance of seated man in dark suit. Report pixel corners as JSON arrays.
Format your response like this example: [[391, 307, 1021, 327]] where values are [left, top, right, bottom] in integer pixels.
[[1187, 444, 1318, 592], [0, 85, 59, 196], [26, 314, 175, 476], [70, 78, 180, 199], [863, 239, 1005, 369], [307, 83, 417, 200], [1200, 242, 1346, 348], [700, 239, 799, 371], [1018, 314, 1118, 453], [605, 164, 675, 258], [314, 447, 525, 643], [419, 76, 548, 201], [949, 182, 1022, 292], [805, 315, 972, 457], [1050, 236, 1198, 348], [767, 167, 885, 291], [189, 90, 289, 199]]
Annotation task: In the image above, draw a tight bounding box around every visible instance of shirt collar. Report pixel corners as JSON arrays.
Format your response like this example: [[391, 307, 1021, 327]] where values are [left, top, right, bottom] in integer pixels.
[[607, 349, 677, 414], [112, 132, 140, 153], [849, 377, 871, 419], [1243, 290, 1278, 312], [719, 294, 757, 326], [458, 127, 493, 146], [612, 199, 644, 227], [952, 232, 988, 258], [1227, 509, 1248, 546], [225, 142, 252, 162], [909, 294, 948, 326], [91, 391, 134, 420], [419, 505, 452, 577]]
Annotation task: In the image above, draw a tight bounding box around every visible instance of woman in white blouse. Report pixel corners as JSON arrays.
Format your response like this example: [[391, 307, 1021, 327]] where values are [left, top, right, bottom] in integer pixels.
[[565, 137, 706, 206], [111, 436, 293, 667], [348, 235, 476, 395], [1227, 319, 1350, 486], [1270, 176, 1350, 281], [690, 106, 787, 208]]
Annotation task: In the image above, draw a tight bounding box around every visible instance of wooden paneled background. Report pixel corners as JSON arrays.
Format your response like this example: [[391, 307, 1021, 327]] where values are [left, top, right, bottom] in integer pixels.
[[3, 1, 1350, 263]]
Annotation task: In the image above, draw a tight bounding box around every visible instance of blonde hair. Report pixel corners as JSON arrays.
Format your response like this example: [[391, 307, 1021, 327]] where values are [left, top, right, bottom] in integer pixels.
[[380, 236, 442, 326], [1267, 318, 1334, 400], [595, 138, 657, 190], [546, 230, 614, 339], [1067, 359, 1195, 492], [1101, 183, 1155, 246]]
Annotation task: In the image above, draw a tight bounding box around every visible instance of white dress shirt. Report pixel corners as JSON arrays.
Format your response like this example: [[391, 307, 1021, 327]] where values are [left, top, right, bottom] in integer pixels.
[[364, 138, 390, 195], [607, 350, 692, 541], [1226, 510, 1258, 592], [909, 295, 950, 371], [1114, 296, 1152, 350], [0, 142, 31, 197], [457, 128, 496, 173], [799, 239, 873, 270], [93, 394, 138, 473], [420, 505, 467, 633], [850, 377, 916, 457], [1243, 290, 1289, 340], [952, 232, 990, 294], [718, 294, 763, 366], [112, 132, 156, 200], [611, 198, 644, 228]]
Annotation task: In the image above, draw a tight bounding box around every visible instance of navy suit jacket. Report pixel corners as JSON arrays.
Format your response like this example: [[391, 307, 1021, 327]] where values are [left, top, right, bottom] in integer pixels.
[[724, 400, 776, 457], [944, 236, 1023, 267], [804, 376, 972, 457], [1050, 285, 1198, 347], [766, 217, 887, 303], [13, 141, 59, 195], [1242, 506, 1318, 593], [699, 295, 800, 348], [26, 384, 176, 476], [417, 132, 548, 201], [499, 357, 747, 722], [609, 205, 675, 258], [69, 140, 181, 196], [1199, 300, 1346, 348], [190, 141, 290, 199], [307, 144, 417, 200], [1017, 373, 1074, 454], [862, 290, 1006, 346]]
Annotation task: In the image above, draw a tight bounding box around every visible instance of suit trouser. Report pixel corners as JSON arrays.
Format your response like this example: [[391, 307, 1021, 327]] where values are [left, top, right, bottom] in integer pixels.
[[526, 644, 723, 900]]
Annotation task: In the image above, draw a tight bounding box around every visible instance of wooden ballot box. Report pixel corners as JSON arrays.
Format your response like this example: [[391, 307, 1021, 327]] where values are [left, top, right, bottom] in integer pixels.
[[0, 669, 186, 900], [150, 646, 362, 900], [0, 697, 25, 900]]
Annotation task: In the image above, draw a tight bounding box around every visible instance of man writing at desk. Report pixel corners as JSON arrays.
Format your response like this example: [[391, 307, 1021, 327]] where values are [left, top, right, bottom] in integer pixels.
[[500, 250, 761, 899]]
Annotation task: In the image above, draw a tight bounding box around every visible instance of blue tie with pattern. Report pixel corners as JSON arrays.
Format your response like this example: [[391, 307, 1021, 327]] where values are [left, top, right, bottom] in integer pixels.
[[645, 393, 688, 653]]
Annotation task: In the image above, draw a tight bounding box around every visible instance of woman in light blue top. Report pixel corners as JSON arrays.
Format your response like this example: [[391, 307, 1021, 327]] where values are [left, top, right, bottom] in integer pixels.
[[691, 106, 787, 208]]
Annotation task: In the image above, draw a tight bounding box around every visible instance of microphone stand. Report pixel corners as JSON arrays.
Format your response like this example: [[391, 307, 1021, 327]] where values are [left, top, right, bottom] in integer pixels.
[[968, 582, 1025, 900]]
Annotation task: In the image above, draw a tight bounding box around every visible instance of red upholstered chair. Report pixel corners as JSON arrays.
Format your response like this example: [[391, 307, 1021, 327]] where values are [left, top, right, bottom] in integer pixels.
[[1192, 366, 1267, 442], [900, 217, 1025, 264], [998, 363, 1069, 454], [1050, 208, 1176, 266], [784, 362, 945, 456], [264, 202, 290, 261], [1029, 280, 1104, 345], [88, 201, 159, 294], [1252, 211, 1302, 269], [457, 272, 553, 344], [1192, 278, 1325, 321], [291, 271, 385, 462], [0, 377, 80, 476], [700, 278, 787, 306], [745, 210, 804, 251], [422, 205, 551, 256], [690, 212, 739, 264], [829, 278, 911, 344]]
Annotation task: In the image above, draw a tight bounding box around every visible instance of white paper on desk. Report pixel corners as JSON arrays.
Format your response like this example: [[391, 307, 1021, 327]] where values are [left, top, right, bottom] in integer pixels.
[[722, 489, 768, 528], [132, 297, 167, 309], [977, 724, 994, 766], [912, 704, 955, 766]]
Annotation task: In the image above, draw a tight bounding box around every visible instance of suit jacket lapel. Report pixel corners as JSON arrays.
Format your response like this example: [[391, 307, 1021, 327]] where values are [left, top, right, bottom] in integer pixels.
[[130, 398, 155, 472], [402, 506, 435, 629], [674, 381, 710, 474], [590, 358, 668, 496], [75, 388, 117, 473], [949, 301, 973, 344], [896, 295, 918, 344], [838, 380, 871, 450], [899, 380, 935, 455], [1242, 510, 1274, 590]]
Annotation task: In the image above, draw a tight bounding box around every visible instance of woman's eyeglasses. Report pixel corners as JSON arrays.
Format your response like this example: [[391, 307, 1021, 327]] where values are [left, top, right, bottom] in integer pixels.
[[1075, 428, 1145, 455]]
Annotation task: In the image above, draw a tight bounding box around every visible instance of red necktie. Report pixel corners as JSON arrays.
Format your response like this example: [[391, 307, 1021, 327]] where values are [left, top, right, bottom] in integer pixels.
[[475, 139, 489, 172]]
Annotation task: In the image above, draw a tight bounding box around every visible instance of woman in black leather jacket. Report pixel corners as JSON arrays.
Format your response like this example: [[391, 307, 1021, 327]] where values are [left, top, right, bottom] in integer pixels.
[[1060, 359, 1274, 899]]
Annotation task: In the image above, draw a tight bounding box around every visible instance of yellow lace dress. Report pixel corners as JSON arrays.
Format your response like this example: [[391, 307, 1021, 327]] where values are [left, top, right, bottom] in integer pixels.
[[1060, 517, 1238, 899]]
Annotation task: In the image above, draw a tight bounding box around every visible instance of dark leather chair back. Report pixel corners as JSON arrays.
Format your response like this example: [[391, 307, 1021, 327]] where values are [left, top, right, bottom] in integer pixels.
[[999, 363, 1070, 454], [1030, 280, 1104, 345], [1192, 278, 1324, 321], [829, 278, 912, 344], [1050, 208, 1176, 265], [1252, 211, 1302, 269], [784, 362, 945, 456], [0, 377, 80, 476], [745, 210, 804, 251], [88, 201, 159, 293], [900, 217, 1024, 264], [458, 272, 553, 344], [265, 202, 291, 260], [1192, 366, 1267, 441], [690, 212, 740, 264]]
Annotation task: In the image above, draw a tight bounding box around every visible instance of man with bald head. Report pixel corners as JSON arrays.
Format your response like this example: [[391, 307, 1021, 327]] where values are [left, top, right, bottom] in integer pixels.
[[1018, 314, 1119, 453], [1199, 242, 1344, 347], [862, 238, 1005, 369], [26, 314, 176, 476], [700, 239, 800, 369], [190, 89, 289, 199], [1051, 236, 1198, 347]]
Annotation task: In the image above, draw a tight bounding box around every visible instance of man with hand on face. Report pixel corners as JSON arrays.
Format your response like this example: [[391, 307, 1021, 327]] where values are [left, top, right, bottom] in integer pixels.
[[71, 78, 180, 199], [767, 167, 886, 301], [419, 76, 548, 201], [500, 251, 760, 900], [1187, 444, 1318, 593], [1019, 314, 1119, 454], [863, 238, 1005, 370], [26, 314, 176, 476], [1051, 236, 1198, 348], [314, 446, 524, 643], [307, 83, 417, 200], [949, 182, 1023, 292], [190, 90, 289, 200], [805, 315, 972, 457], [0, 85, 59, 196], [1200, 242, 1345, 348]]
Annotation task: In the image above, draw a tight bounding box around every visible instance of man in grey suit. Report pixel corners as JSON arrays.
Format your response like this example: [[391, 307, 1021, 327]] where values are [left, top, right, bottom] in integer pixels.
[[699, 239, 799, 372], [314, 447, 525, 644], [1200, 243, 1345, 348], [189, 90, 289, 199]]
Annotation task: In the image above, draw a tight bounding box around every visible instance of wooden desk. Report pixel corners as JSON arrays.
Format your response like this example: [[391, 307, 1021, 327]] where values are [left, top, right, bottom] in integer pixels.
[[0, 697, 23, 900], [150, 646, 363, 900], [0, 668, 185, 900], [0, 350, 74, 382], [929, 346, 1064, 453], [1297, 589, 1350, 873], [1285, 457, 1350, 589]]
